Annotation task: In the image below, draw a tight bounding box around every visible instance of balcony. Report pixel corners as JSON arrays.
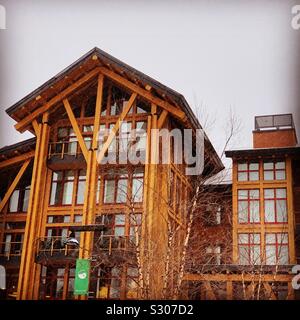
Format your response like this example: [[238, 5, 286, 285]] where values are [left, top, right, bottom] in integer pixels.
[[92, 235, 137, 265], [47, 141, 86, 170], [35, 236, 79, 265], [0, 241, 22, 265]]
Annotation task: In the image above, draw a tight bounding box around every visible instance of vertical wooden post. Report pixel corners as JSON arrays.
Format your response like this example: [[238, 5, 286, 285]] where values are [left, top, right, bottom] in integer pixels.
[[17, 113, 50, 300]]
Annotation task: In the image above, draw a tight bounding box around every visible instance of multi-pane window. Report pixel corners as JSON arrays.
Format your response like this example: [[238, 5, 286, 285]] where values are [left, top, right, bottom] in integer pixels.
[[263, 160, 286, 181], [205, 246, 221, 265], [1, 233, 24, 257], [265, 233, 289, 265], [204, 205, 222, 226], [8, 185, 30, 213], [238, 189, 260, 223], [102, 169, 143, 204], [238, 233, 261, 265], [50, 171, 74, 205], [264, 188, 287, 223], [103, 172, 128, 204], [237, 162, 259, 181]]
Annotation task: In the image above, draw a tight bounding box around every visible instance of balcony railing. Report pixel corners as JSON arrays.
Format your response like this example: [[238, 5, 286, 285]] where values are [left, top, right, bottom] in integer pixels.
[[0, 242, 23, 261], [254, 114, 294, 131], [35, 236, 79, 262], [48, 141, 82, 159], [93, 235, 137, 256]]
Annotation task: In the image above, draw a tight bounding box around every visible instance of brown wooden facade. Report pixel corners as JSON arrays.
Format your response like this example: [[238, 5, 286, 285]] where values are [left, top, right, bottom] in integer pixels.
[[0, 49, 299, 300]]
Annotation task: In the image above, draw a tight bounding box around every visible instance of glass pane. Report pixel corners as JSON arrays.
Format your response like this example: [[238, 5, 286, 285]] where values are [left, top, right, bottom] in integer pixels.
[[115, 214, 125, 225], [114, 227, 125, 236], [249, 172, 259, 181], [50, 182, 62, 205], [275, 161, 285, 169], [278, 246, 289, 264], [238, 234, 248, 244], [266, 234, 276, 244], [276, 200, 287, 222], [264, 189, 274, 199], [266, 245, 276, 265], [264, 200, 275, 222], [22, 187, 30, 212], [263, 162, 274, 170], [74, 215, 82, 223], [238, 190, 247, 199], [58, 127, 68, 138], [239, 246, 250, 265], [250, 201, 260, 223], [238, 172, 247, 181], [252, 245, 261, 265], [132, 178, 143, 202], [116, 179, 128, 203], [63, 216, 70, 223], [83, 125, 94, 132], [278, 233, 288, 244], [250, 190, 259, 199], [238, 201, 248, 223], [238, 163, 247, 171], [276, 188, 286, 198], [77, 181, 85, 204], [249, 163, 259, 170], [53, 171, 63, 181], [62, 181, 74, 205], [9, 190, 19, 212], [252, 234, 260, 244], [264, 171, 274, 181], [104, 180, 115, 203], [275, 170, 286, 180]]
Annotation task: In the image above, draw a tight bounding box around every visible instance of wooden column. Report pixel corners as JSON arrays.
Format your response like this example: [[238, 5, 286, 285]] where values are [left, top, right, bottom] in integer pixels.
[[17, 113, 50, 300]]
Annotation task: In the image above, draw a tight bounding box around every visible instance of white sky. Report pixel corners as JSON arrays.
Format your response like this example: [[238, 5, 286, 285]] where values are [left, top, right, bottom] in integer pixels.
[[0, 0, 299, 168]]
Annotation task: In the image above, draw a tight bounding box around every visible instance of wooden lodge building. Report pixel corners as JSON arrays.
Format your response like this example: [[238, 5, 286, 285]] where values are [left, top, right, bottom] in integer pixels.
[[0, 48, 299, 300]]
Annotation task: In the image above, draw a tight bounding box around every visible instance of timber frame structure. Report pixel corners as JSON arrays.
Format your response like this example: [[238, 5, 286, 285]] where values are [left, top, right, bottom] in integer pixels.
[[0, 48, 299, 300]]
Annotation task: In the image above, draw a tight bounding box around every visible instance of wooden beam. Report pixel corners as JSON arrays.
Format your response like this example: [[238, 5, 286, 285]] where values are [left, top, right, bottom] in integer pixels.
[[157, 110, 168, 129], [15, 67, 101, 133], [97, 92, 137, 164], [0, 151, 35, 169], [63, 99, 89, 162], [92, 74, 104, 150], [183, 273, 294, 282], [0, 159, 31, 212], [99, 67, 187, 122], [32, 120, 40, 136]]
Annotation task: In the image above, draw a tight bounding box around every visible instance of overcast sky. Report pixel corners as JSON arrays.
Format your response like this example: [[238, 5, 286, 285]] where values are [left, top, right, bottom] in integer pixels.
[[0, 0, 299, 166]]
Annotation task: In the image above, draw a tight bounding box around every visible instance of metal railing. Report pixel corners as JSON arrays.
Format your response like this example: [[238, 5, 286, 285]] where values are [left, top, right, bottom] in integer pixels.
[[254, 114, 294, 131], [0, 241, 23, 260], [94, 235, 137, 256], [35, 236, 79, 258]]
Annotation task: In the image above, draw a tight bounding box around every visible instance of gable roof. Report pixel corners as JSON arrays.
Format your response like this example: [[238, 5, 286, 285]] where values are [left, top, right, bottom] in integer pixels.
[[5, 47, 223, 171]]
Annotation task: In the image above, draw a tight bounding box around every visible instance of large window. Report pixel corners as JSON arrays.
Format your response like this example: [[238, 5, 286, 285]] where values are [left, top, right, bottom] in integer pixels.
[[265, 233, 289, 265], [50, 171, 74, 205], [237, 162, 259, 181], [238, 233, 261, 265], [238, 189, 260, 223], [263, 160, 286, 181], [8, 186, 30, 213], [264, 188, 287, 223], [102, 169, 143, 204]]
